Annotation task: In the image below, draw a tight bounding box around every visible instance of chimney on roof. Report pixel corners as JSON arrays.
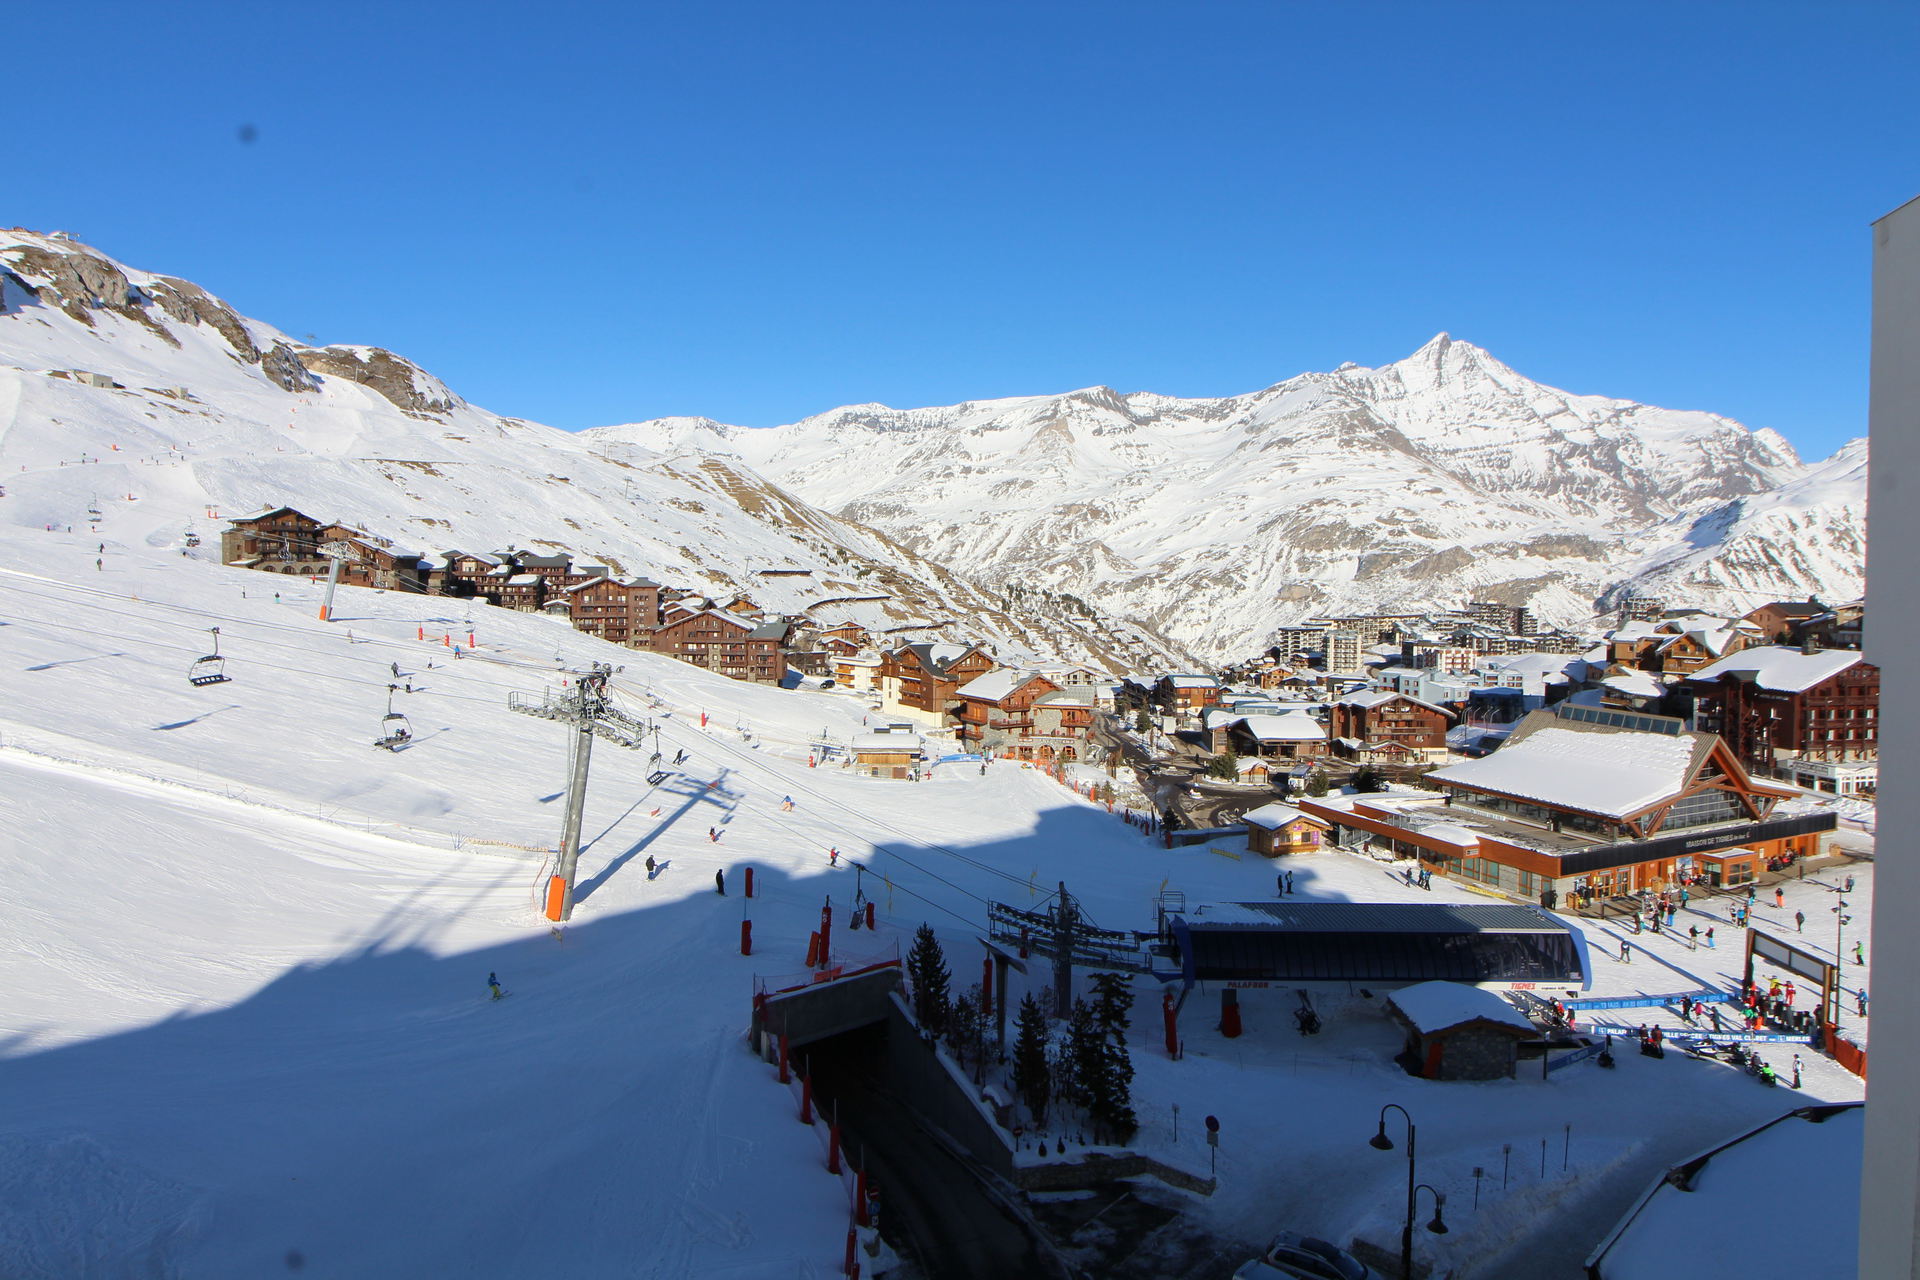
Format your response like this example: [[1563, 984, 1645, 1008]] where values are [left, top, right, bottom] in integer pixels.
[[1802, 629, 1820, 656]]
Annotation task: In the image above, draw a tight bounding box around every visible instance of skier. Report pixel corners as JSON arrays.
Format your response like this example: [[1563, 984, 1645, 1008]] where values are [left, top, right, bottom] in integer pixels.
[[1795, 910, 1805, 933], [1854, 941, 1865, 966], [1277, 872, 1286, 897], [710, 828, 723, 843], [1858, 987, 1869, 1017], [1285, 870, 1294, 895], [1665, 905, 1676, 928], [644, 854, 657, 877], [781, 796, 795, 812], [1792, 1054, 1803, 1088], [715, 868, 726, 895], [487, 972, 503, 1000], [829, 847, 840, 867], [392, 662, 401, 677], [95, 558, 102, 571], [1619, 939, 1632, 964]]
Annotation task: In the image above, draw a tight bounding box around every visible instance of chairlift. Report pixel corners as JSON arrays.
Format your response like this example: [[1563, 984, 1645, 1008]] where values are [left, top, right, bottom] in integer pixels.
[[188, 627, 231, 686], [87, 494, 103, 519], [374, 684, 412, 751], [184, 529, 201, 548]]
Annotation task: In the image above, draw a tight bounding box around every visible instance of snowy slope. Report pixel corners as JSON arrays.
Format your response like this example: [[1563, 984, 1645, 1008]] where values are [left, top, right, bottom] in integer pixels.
[[594, 336, 1864, 660], [0, 528, 1868, 1278], [0, 230, 1187, 672]]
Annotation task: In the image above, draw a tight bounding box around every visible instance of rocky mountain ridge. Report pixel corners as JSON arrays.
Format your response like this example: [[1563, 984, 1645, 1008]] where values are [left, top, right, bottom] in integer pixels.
[[0, 229, 1189, 672], [594, 336, 1864, 660]]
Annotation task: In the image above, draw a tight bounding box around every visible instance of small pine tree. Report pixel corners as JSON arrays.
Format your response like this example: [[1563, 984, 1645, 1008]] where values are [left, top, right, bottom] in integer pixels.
[[1205, 751, 1238, 780], [1305, 771, 1330, 798], [1353, 766, 1386, 793], [1134, 708, 1151, 734], [946, 991, 980, 1069], [1087, 973, 1138, 1144], [906, 923, 951, 1039], [1099, 779, 1115, 805], [1011, 993, 1052, 1127], [1065, 997, 1101, 1115]]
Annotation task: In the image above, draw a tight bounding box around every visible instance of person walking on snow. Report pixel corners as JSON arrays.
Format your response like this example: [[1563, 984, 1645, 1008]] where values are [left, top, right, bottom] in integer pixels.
[[1286, 870, 1295, 895], [1858, 988, 1869, 1017], [1775, 887, 1785, 909], [1855, 941, 1865, 966], [487, 972, 503, 1000], [715, 868, 726, 895], [1689, 925, 1699, 950], [1795, 910, 1805, 933], [1619, 939, 1631, 964], [829, 848, 840, 867], [644, 854, 656, 876], [1706, 926, 1715, 949]]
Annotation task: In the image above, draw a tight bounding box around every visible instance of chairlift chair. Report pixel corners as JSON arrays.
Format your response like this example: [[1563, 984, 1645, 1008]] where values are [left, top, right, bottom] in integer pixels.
[[374, 685, 412, 751], [188, 627, 231, 686]]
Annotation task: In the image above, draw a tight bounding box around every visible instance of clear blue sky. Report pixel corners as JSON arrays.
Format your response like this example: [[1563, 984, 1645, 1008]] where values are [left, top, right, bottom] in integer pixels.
[[11, 2, 1916, 458]]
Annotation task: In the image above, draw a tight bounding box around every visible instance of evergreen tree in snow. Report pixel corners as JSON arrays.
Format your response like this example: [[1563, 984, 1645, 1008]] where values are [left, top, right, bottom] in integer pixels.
[[946, 990, 980, 1072], [1205, 751, 1238, 780], [906, 923, 950, 1039], [1011, 993, 1052, 1127], [1134, 708, 1151, 734], [1087, 972, 1138, 1144], [1305, 771, 1330, 798], [1064, 997, 1100, 1115]]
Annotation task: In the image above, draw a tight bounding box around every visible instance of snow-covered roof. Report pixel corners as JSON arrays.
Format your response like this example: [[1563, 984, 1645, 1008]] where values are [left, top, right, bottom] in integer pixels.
[[1386, 981, 1535, 1036], [1429, 722, 1700, 817], [851, 733, 921, 753], [1609, 620, 1664, 642], [1689, 645, 1867, 693], [1234, 713, 1327, 742], [955, 669, 1031, 702], [1243, 802, 1329, 830], [1337, 689, 1452, 716], [1203, 708, 1247, 730], [504, 574, 541, 585], [1601, 669, 1666, 700], [1163, 674, 1219, 688], [1591, 1105, 1862, 1278]]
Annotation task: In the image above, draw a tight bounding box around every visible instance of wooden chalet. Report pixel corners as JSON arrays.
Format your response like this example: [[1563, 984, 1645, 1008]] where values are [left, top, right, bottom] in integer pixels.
[[646, 609, 788, 684], [1742, 600, 1828, 645], [878, 643, 997, 724], [1327, 690, 1455, 763], [851, 730, 923, 780], [566, 576, 662, 647], [1225, 712, 1329, 762], [952, 669, 1062, 749], [1687, 644, 1879, 795], [1154, 673, 1222, 715], [1242, 802, 1332, 857]]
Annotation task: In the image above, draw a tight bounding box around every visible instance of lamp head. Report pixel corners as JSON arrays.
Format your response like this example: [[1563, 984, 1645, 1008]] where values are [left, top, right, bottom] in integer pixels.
[[1370, 1123, 1394, 1151], [1427, 1192, 1448, 1235]]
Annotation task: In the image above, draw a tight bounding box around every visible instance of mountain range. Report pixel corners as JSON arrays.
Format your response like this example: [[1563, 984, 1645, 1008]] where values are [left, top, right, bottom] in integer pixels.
[[596, 337, 1866, 660], [0, 228, 1865, 669]]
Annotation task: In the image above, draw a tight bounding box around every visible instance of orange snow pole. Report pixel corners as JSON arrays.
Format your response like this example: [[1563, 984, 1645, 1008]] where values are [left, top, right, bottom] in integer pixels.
[[844, 1227, 859, 1278], [740, 919, 753, 956], [417, 625, 425, 640], [744, 867, 755, 898], [1164, 992, 1180, 1058], [828, 1120, 842, 1174], [543, 875, 567, 921], [778, 1033, 791, 1083], [467, 632, 475, 647], [443, 634, 451, 647], [864, 902, 875, 931], [855, 1169, 871, 1226], [800, 1073, 813, 1124], [317, 604, 330, 621], [806, 932, 821, 967]]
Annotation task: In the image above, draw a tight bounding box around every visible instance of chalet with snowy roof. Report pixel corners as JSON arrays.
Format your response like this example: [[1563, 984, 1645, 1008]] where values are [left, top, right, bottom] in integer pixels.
[[1327, 690, 1454, 763], [1299, 704, 1834, 904], [646, 608, 788, 684], [1154, 673, 1222, 715], [851, 731, 923, 780], [566, 575, 662, 647], [1242, 802, 1332, 857], [952, 669, 1062, 748], [1742, 600, 1828, 645], [1384, 981, 1540, 1081], [878, 642, 997, 726], [831, 652, 882, 693], [1793, 600, 1863, 652], [1226, 712, 1329, 762], [1002, 688, 1098, 764], [1687, 644, 1879, 796]]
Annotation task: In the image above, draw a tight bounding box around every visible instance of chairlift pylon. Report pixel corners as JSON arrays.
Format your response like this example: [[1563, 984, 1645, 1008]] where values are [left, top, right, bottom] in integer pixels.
[[374, 684, 412, 751], [188, 627, 231, 686]]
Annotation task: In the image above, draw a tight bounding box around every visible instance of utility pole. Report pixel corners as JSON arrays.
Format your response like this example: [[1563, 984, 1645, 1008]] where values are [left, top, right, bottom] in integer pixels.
[[316, 539, 355, 622], [509, 663, 652, 921]]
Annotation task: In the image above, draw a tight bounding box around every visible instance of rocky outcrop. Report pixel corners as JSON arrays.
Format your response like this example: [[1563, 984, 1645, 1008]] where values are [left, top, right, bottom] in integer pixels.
[[261, 341, 318, 393], [296, 346, 459, 416], [0, 241, 175, 345], [146, 276, 259, 362]]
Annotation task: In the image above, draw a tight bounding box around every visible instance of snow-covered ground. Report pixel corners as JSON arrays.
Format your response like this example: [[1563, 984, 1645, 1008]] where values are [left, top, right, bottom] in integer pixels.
[[0, 525, 1869, 1278]]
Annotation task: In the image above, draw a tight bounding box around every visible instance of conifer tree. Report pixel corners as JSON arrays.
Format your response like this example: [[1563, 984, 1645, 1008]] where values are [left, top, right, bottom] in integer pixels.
[[1011, 993, 1052, 1127], [1087, 973, 1138, 1144], [1305, 771, 1330, 798], [906, 923, 950, 1039], [1064, 997, 1100, 1115], [946, 990, 980, 1070]]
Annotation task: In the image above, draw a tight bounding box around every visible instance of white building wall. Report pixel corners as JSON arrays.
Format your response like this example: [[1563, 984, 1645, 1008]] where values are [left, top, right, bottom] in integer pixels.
[[1860, 191, 1920, 1280]]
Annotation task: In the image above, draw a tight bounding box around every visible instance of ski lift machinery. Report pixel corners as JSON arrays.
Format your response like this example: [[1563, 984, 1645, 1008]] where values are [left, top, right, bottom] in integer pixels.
[[188, 627, 231, 686], [374, 685, 412, 750]]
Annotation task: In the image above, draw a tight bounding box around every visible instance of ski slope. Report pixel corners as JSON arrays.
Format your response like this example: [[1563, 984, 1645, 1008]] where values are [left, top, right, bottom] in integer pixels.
[[0, 523, 1872, 1278]]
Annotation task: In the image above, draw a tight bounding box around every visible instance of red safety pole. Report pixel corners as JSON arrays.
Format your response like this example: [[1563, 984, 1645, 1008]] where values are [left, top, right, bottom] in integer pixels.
[[778, 1033, 790, 1084], [740, 919, 753, 956], [855, 1169, 871, 1226], [828, 1120, 842, 1174], [744, 867, 755, 898], [417, 625, 424, 640], [864, 901, 875, 931], [844, 1226, 860, 1278], [1163, 992, 1180, 1058], [806, 932, 821, 967], [800, 1073, 813, 1124]]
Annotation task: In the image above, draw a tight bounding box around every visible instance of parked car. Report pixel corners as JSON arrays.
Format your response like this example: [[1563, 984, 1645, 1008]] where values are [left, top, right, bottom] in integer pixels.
[[1232, 1231, 1372, 1280]]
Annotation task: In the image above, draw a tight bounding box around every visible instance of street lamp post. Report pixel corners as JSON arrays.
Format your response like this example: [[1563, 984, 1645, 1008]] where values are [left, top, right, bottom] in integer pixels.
[[1370, 1104, 1447, 1280]]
